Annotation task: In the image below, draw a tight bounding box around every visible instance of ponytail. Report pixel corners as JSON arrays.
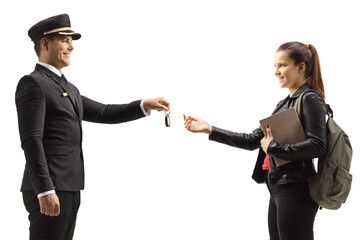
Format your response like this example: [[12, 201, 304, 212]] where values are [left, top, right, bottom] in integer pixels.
[[307, 44, 325, 99], [277, 42, 325, 99]]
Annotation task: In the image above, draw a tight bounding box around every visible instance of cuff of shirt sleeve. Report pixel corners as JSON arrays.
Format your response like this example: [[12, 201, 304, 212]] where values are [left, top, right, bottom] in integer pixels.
[[37, 190, 56, 199], [140, 100, 151, 116]]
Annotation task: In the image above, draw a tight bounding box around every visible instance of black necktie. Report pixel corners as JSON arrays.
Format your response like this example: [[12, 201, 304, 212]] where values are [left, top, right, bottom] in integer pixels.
[[61, 73, 68, 83], [60, 74, 79, 116]]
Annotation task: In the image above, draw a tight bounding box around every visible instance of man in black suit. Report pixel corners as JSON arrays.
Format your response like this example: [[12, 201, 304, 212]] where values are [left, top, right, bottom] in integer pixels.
[[16, 14, 170, 240]]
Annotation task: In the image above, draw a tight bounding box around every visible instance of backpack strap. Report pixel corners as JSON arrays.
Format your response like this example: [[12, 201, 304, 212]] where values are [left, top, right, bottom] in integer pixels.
[[294, 89, 332, 119], [327, 103, 333, 118]]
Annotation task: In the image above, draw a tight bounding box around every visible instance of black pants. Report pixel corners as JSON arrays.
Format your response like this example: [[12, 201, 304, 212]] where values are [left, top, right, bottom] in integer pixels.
[[23, 191, 81, 240], [266, 181, 319, 240]]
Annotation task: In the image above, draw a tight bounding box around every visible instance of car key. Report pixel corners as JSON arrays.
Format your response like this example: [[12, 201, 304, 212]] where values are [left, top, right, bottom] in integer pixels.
[[165, 111, 171, 127]]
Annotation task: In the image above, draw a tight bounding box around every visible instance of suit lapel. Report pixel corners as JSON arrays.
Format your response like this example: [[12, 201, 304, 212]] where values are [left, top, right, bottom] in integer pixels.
[[55, 76, 80, 118], [36, 64, 80, 118]]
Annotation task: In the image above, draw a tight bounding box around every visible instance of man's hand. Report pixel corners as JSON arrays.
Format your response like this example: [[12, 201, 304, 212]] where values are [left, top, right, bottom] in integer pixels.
[[39, 193, 60, 217], [143, 97, 170, 112]]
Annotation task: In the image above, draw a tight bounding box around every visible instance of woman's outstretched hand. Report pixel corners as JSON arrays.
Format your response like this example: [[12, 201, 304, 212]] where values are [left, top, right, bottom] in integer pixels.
[[183, 114, 212, 135]]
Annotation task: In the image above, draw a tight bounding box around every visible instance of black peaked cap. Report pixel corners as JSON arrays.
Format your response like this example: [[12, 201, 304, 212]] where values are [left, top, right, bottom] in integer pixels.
[[28, 14, 81, 43]]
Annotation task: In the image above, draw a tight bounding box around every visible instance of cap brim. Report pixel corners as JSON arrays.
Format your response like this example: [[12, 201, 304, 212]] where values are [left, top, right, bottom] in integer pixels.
[[57, 30, 81, 40]]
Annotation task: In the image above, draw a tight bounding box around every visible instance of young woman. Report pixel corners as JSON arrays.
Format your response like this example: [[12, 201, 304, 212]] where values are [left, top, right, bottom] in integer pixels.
[[183, 42, 327, 240]]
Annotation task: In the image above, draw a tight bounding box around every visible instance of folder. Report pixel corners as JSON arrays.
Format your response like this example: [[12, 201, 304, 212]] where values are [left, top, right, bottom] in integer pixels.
[[259, 107, 306, 167]]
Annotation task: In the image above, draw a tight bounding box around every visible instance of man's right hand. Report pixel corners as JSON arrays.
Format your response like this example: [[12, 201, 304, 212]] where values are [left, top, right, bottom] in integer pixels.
[[39, 193, 60, 216]]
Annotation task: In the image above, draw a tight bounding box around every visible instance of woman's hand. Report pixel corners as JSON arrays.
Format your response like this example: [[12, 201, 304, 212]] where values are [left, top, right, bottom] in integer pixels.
[[260, 124, 274, 154], [183, 114, 212, 135]]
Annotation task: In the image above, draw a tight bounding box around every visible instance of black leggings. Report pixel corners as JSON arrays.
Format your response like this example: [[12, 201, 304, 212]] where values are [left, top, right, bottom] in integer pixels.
[[267, 181, 319, 240]]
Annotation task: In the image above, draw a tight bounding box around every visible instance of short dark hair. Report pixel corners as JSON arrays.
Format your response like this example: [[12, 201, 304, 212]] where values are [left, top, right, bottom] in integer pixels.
[[34, 34, 57, 57]]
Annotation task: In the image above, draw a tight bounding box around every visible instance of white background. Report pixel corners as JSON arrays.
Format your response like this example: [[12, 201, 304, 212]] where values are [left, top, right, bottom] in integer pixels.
[[1, 0, 359, 239]]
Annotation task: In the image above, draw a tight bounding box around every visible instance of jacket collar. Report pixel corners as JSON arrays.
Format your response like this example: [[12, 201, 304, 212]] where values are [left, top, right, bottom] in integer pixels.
[[35, 63, 58, 78], [271, 83, 310, 115], [290, 83, 310, 99], [37, 62, 62, 77], [35, 63, 68, 84]]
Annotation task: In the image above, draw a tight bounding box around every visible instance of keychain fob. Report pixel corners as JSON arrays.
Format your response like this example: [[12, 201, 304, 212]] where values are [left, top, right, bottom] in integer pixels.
[[165, 111, 171, 127]]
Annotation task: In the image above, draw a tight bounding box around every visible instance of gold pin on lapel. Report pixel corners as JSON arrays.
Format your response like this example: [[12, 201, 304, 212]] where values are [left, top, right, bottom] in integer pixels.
[[63, 92, 69, 97]]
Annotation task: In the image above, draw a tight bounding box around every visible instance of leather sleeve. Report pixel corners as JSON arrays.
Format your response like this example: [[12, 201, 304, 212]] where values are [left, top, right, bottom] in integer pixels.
[[82, 96, 145, 124], [15, 76, 55, 195], [267, 92, 327, 160], [209, 126, 264, 151]]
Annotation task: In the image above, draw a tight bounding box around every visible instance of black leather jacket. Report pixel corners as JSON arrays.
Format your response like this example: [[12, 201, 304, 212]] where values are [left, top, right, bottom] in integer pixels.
[[209, 83, 327, 184]]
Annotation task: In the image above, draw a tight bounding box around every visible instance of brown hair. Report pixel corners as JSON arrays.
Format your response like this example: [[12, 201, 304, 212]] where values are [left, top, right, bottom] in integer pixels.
[[277, 42, 325, 99], [34, 34, 57, 57]]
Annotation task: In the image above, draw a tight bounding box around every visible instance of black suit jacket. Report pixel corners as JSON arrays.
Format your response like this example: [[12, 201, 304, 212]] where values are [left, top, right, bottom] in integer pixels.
[[16, 64, 145, 195]]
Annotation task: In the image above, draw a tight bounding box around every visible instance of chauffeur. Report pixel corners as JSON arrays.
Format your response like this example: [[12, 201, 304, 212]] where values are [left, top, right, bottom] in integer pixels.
[[16, 14, 170, 240]]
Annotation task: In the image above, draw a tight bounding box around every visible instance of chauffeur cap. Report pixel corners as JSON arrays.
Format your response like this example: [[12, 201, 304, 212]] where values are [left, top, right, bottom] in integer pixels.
[[28, 14, 81, 43]]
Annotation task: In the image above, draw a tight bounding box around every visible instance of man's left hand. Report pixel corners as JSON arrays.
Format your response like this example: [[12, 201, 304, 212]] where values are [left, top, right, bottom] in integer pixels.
[[143, 97, 170, 112]]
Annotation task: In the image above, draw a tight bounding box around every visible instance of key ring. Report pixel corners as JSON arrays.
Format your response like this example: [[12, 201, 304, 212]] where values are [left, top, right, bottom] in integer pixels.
[[165, 111, 171, 127]]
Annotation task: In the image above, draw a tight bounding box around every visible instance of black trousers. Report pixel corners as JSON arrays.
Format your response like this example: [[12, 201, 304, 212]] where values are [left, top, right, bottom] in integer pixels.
[[22, 191, 81, 240], [266, 181, 319, 240]]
